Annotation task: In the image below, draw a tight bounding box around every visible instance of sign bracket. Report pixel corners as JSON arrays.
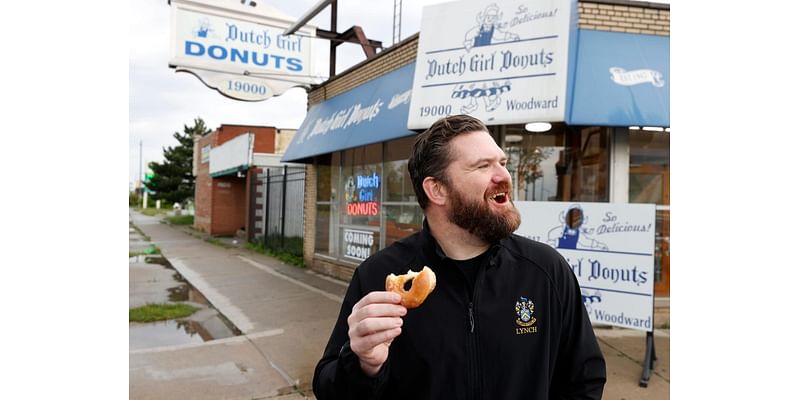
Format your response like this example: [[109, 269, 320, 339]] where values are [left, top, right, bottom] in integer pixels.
[[639, 330, 658, 387]]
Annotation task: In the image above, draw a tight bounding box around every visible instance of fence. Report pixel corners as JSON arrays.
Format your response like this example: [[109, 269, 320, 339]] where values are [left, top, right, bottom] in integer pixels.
[[249, 165, 305, 257]]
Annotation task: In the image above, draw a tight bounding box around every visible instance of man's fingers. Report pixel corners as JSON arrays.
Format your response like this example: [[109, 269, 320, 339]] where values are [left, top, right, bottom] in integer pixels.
[[353, 303, 407, 321], [353, 291, 402, 311], [352, 317, 403, 337], [352, 327, 403, 354]]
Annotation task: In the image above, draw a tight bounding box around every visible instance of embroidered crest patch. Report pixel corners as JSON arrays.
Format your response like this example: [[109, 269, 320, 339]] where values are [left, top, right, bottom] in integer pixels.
[[515, 296, 536, 327]]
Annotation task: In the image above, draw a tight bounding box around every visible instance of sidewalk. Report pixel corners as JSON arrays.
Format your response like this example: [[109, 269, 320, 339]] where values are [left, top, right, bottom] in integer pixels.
[[129, 210, 669, 399], [130, 211, 346, 399]]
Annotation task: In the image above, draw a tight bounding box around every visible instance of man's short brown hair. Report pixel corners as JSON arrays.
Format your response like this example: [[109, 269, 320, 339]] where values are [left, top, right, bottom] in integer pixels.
[[407, 114, 490, 209]]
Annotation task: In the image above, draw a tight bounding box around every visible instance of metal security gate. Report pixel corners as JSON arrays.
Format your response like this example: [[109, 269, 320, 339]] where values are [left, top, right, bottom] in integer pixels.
[[249, 166, 305, 257]]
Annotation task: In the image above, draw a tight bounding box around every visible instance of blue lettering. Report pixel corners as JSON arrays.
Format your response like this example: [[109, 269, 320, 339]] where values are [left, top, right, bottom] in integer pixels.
[[252, 52, 269, 66], [185, 41, 205, 56], [208, 45, 227, 60], [356, 173, 380, 189], [272, 55, 284, 69], [358, 190, 374, 202], [287, 58, 303, 72], [230, 48, 248, 64], [182, 41, 303, 72], [226, 24, 238, 43]]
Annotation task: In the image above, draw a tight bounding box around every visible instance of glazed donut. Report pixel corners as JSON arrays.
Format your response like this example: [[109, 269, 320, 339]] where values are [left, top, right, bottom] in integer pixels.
[[385, 266, 437, 309]]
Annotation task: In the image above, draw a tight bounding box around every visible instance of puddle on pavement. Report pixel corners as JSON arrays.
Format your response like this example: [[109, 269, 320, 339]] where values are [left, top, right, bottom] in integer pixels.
[[130, 255, 242, 350]]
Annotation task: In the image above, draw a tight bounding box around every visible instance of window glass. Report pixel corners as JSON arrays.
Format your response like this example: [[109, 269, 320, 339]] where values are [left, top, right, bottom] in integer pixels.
[[570, 127, 610, 202], [384, 205, 424, 247], [503, 124, 564, 202], [316, 154, 332, 202], [629, 130, 669, 205], [503, 124, 609, 202], [340, 144, 382, 228], [630, 129, 670, 168], [315, 153, 338, 257], [385, 136, 417, 203], [629, 128, 669, 296], [315, 204, 331, 254]]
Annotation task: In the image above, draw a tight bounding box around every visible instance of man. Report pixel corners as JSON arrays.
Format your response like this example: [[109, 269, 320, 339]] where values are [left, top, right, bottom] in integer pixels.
[[313, 115, 606, 399]]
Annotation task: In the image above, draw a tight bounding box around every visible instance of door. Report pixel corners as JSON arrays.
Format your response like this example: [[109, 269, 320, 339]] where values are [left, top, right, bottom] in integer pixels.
[[629, 165, 669, 296]]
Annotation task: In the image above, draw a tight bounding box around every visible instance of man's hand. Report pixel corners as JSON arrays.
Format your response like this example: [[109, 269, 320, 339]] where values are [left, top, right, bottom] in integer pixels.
[[347, 291, 407, 377]]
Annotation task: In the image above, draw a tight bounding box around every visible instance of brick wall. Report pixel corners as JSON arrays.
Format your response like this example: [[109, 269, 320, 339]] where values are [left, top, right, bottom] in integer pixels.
[[579, 1, 669, 36], [210, 175, 247, 235], [308, 35, 419, 106], [216, 125, 276, 152], [311, 257, 357, 282], [303, 164, 317, 269], [194, 134, 214, 233], [194, 124, 278, 235]]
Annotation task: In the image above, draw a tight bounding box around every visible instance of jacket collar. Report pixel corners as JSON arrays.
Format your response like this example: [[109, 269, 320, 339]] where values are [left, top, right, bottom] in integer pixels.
[[421, 218, 503, 268]]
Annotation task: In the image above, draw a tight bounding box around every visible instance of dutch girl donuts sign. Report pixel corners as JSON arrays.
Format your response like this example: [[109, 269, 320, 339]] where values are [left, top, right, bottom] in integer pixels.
[[514, 201, 657, 331]]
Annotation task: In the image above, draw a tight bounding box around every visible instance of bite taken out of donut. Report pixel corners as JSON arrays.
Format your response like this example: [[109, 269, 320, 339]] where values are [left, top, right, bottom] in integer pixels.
[[385, 266, 437, 309]]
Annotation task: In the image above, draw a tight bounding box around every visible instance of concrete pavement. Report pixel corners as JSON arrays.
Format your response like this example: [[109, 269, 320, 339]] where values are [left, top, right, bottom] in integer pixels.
[[130, 211, 345, 399], [129, 210, 669, 399]]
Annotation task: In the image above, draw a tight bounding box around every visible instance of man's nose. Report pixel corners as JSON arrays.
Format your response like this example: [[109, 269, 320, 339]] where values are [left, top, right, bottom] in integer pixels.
[[491, 165, 512, 183]]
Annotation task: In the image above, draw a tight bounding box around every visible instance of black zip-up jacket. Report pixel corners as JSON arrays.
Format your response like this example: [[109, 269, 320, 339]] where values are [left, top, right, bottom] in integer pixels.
[[313, 221, 606, 399]]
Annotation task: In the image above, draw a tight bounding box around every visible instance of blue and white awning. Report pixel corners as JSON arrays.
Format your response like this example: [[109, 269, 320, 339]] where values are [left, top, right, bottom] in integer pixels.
[[281, 63, 417, 162], [567, 30, 669, 127]]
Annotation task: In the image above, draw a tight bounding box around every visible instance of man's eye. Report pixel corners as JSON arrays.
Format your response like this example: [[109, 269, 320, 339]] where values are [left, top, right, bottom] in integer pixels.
[[479, 164, 489, 169]]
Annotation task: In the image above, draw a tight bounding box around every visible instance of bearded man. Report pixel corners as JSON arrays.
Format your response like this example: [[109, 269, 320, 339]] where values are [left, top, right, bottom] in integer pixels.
[[313, 115, 606, 400]]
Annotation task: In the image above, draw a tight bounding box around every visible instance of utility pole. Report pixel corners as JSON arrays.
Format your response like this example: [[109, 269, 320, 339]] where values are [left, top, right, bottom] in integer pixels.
[[139, 140, 143, 188], [393, 0, 402, 45]]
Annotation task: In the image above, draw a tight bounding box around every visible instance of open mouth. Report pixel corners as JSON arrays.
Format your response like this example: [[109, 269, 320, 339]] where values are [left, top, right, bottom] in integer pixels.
[[488, 192, 509, 205]]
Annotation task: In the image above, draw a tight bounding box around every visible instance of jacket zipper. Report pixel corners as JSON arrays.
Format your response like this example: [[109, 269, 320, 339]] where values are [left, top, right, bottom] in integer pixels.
[[468, 302, 475, 333], [467, 301, 477, 400], [467, 263, 487, 400]]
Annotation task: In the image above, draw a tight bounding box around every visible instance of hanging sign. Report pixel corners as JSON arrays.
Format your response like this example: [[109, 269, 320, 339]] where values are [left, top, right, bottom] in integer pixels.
[[408, 0, 577, 128], [169, 0, 320, 101], [514, 201, 656, 331]]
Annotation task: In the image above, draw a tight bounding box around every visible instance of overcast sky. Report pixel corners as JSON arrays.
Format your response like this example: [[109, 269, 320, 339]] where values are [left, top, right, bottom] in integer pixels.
[[129, 0, 670, 187]]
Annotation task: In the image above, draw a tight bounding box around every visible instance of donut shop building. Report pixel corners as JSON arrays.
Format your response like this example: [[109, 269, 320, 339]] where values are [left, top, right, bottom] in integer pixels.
[[281, 0, 670, 298]]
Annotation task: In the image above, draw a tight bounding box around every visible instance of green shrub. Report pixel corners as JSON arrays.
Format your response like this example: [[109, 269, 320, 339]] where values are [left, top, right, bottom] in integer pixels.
[[259, 235, 303, 258], [166, 214, 194, 225], [246, 238, 305, 268]]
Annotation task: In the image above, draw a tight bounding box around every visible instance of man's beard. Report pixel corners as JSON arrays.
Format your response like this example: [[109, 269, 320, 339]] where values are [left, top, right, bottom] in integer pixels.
[[446, 183, 521, 244]]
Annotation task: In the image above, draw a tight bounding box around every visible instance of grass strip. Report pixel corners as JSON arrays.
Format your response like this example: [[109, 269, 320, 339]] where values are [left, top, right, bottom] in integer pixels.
[[129, 303, 199, 322], [245, 242, 305, 268]]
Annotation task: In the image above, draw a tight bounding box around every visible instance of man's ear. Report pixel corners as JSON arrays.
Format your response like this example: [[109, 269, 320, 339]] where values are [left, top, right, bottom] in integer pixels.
[[422, 177, 448, 206]]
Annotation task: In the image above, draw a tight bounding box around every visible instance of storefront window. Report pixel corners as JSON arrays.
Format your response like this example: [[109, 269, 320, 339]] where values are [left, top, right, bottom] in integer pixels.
[[384, 204, 424, 247], [629, 128, 670, 296], [384, 136, 417, 203], [315, 154, 335, 255], [315, 204, 331, 254], [340, 145, 382, 227], [384, 136, 424, 247], [502, 124, 609, 202], [503, 125, 564, 202], [336, 144, 383, 261]]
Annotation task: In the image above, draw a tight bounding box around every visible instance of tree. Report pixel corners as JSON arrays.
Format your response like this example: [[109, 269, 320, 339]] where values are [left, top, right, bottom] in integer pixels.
[[145, 118, 211, 205]]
